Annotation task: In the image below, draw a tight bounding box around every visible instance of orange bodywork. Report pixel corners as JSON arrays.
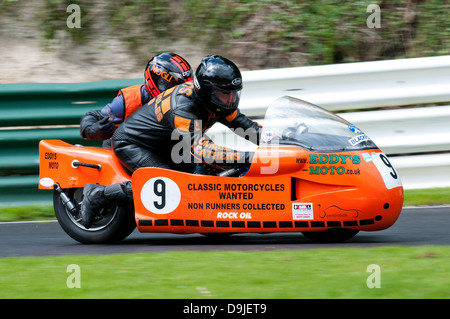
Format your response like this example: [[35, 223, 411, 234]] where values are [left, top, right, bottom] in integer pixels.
[[132, 146, 403, 234], [39, 140, 403, 234], [39, 140, 130, 189]]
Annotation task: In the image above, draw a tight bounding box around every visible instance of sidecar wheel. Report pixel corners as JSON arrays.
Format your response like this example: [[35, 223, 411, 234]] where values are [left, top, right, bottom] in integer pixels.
[[53, 188, 136, 244], [302, 229, 359, 243]]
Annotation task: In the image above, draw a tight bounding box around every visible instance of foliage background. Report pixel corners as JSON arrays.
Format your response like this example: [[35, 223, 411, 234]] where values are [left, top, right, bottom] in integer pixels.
[[0, 0, 449, 82]]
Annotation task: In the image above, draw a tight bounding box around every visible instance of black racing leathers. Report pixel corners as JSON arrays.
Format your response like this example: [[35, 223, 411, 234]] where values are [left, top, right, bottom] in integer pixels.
[[112, 81, 261, 174]]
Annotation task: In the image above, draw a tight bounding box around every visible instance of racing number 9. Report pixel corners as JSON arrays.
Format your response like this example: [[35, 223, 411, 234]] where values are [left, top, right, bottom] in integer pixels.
[[153, 179, 166, 209], [140, 177, 182, 214], [372, 153, 402, 190], [379, 154, 398, 179]]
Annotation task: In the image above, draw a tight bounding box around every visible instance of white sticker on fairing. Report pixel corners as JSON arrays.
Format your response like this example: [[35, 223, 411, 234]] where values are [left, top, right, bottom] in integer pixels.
[[261, 128, 274, 142], [140, 177, 181, 214], [39, 177, 54, 188], [371, 152, 403, 189], [348, 134, 370, 146], [292, 203, 314, 220], [361, 152, 373, 162]]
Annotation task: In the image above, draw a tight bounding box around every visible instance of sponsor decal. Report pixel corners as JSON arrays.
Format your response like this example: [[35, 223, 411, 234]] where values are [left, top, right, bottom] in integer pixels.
[[292, 203, 314, 220], [348, 134, 370, 146], [261, 128, 274, 142], [231, 78, 242, 86], [44, 152, 59, 169], [362, 152, 373, 162], [150, 64, 173, 83], [185, 182, 287, 219], [348, 125, 363, 134], [307, 154, 361, 175], [318, 204, 361, 218], [182, 70, 192, 78]]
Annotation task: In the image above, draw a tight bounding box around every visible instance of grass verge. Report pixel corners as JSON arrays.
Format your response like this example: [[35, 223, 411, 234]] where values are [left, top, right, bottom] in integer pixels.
[[0, 246, 448, 299], [0, 205, 55, 222], [403, 187, 450, 206]]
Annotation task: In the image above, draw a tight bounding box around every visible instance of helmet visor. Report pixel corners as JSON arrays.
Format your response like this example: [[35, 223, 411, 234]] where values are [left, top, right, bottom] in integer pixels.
[[211, 87, 241, 110]]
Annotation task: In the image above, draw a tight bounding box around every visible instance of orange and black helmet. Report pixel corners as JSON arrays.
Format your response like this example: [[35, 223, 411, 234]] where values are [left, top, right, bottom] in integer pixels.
[[144, 52, 193, 97]]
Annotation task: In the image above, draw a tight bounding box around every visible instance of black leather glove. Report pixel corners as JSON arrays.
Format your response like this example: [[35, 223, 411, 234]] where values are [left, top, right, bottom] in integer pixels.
[[80, 111, 115, 140]]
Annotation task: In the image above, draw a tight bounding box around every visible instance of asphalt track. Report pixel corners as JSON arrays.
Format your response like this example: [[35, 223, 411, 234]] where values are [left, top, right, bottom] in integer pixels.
[[0, 206, 449, 257]]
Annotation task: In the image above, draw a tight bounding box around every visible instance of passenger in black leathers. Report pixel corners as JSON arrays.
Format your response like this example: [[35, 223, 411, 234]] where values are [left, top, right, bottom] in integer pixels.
[[80, 55, 261, 229]]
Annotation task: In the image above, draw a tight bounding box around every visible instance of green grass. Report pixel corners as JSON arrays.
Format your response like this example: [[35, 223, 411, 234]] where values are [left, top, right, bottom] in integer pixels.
[[403, 187, 450, 206], [0, 205, 55, 222], [0, 246, 448, 299], [0, 189, 448, 300], [0, 187, 448, 222]]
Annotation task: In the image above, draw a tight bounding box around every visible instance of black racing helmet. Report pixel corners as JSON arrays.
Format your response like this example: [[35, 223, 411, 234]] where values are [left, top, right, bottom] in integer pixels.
[[193, 55, 243, 115], [144, 52, 193, 97]]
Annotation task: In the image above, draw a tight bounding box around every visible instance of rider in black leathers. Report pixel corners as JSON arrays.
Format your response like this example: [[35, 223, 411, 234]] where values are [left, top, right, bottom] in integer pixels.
[[80, 55, 261, 228]]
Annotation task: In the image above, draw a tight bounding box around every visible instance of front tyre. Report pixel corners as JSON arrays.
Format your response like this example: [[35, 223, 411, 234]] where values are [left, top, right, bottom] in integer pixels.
[[53, 188, 136, 244], [301, 229, 359, 243]]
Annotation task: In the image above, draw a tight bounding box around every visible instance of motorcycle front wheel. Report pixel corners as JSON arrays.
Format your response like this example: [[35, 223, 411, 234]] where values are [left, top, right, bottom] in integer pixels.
[[53, 187, 136, 244]]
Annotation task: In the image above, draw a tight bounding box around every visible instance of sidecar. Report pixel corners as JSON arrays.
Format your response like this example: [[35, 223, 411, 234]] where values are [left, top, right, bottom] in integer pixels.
[[39, 96, 403, 243], [131, 96, 403, 242]]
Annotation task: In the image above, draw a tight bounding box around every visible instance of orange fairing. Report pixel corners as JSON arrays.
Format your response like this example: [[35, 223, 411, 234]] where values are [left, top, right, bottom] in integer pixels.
[[246, 146, 308, 176], [132, 146, 403, 234], [38, 140, 130, 189]]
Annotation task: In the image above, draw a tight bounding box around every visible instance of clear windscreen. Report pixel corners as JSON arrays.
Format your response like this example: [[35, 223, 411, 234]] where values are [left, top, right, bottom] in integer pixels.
[[260, 96, 378, 151]]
